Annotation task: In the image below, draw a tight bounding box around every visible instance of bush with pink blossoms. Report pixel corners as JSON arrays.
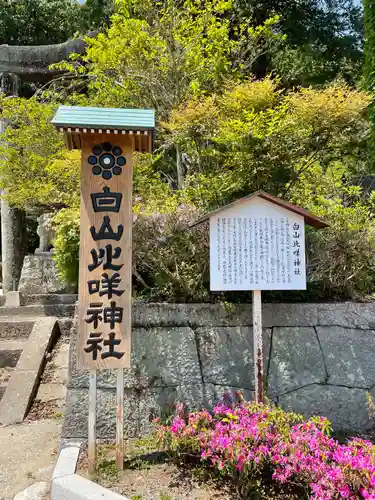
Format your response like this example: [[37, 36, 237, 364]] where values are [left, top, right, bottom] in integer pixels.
[[156, 399, 375, 499]]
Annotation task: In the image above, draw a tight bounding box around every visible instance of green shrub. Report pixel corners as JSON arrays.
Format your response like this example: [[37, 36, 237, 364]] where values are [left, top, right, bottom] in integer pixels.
[[1, 78, 374, 302], [52, 208, 80, 290], [289, 162, 375, 298], [133, 206, 210, 302], [166, 79, 370, 202], [52, 203, 209, 302], [0, 99, 80, 210]]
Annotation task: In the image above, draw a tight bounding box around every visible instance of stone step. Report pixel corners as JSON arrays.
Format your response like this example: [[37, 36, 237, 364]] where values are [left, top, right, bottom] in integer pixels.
[[0, 319, 35, 339], [0, 317, 60, 425], [0, 317, 73, 341], [0, 304, 75, 318], [21, 294, 78, 306], [0, 339, 27, 367]]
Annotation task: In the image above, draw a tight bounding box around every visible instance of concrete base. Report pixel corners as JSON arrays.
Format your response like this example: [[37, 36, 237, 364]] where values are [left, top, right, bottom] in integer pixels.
[[18, 255, 72, 295], [6, 291, 20, 308], [20, 294, 77, 306], [52, 474, 128, 500], [13, 482, 49, 500], [34, 251, 54, 257], [51, 441, 129, 500]]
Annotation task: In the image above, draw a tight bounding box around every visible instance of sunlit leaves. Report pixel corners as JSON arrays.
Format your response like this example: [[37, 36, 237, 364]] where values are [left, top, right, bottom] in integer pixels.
[[54, 0, 283, 119], [0, 97, 79, 210], [167, 79, 370, 198]]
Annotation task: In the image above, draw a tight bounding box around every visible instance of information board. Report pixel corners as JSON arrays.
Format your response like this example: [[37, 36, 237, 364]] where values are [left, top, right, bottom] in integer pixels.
[[209, 197, 306, 291]]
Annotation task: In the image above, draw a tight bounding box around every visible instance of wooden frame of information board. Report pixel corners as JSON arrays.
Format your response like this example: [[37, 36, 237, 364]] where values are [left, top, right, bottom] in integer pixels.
[[192, 191, 328, 404], [52, 106, 155, 475]]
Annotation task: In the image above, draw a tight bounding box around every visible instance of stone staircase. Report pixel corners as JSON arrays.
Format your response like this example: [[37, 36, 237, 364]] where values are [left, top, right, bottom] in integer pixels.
[[0, 293, 76, 499], [0, 293, 76, 316], [0, 294, 76, 414], [0, 320, 34, 403]]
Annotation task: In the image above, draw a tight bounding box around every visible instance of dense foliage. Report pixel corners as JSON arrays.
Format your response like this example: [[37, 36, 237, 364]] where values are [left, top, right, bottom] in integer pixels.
[[0, 98, 79, 210], [52, 0, 284, 116], [0, 0, 114, 46], [165, 80, 369, 198], [364, 0, 375, 165], [157, 399, 375, 499], [0, 0, 82, 45], [52, 208, 80, 288], [236, 0, 364, 85], [0, 0, 374, 301], [0, 0, 364, 83], [364, 0, 375, 90], [80, 0, 114, 31]]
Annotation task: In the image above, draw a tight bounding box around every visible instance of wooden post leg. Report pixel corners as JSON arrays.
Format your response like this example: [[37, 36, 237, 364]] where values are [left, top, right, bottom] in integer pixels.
[[116, 368, 124, 470], [88, 369, 97, 475], [252, 290, 264, 404]]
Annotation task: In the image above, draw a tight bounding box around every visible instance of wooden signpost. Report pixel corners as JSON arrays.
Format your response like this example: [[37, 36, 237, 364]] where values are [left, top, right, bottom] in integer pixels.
[[193, 190, 328, 403], [52, 106, 155, 473]]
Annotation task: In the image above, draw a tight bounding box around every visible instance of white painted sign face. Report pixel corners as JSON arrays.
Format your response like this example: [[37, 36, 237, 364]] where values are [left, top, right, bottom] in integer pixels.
[[210, 197, 306, 291]]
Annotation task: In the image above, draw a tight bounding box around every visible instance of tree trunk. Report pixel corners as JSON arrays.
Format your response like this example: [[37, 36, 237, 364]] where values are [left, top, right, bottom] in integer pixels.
[[176, 144, 184, 189], [0, 73, 27, 293]]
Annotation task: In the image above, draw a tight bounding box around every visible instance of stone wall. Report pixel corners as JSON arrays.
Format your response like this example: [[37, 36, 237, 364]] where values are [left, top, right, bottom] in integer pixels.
[[63, 302, 375, 439]]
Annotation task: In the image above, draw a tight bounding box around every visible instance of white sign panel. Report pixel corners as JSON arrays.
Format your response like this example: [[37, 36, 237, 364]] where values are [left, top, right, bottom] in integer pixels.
[[210, 197, 306, 291]]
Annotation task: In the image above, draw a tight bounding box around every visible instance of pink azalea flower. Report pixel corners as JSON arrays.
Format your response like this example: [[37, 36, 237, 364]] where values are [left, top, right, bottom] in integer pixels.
[[156, 396, 375, 499]]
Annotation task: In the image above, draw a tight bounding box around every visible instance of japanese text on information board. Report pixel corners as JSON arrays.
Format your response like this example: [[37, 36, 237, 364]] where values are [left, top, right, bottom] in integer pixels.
[[210, 199, 306, 291]]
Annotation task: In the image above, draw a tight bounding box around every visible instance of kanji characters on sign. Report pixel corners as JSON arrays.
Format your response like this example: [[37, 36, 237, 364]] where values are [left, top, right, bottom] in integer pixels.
[[77, 138, 133, 368]]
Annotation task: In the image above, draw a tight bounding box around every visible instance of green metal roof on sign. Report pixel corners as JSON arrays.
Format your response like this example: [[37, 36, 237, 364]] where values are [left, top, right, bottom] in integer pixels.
[[51, 105, 155, 130]]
